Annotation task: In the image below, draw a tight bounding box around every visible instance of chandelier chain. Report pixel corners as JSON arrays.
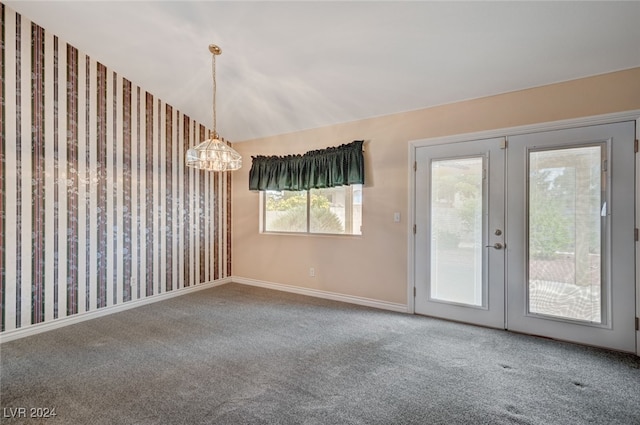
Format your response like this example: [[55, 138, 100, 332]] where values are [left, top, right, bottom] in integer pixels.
[[212, 51, 217, 137]]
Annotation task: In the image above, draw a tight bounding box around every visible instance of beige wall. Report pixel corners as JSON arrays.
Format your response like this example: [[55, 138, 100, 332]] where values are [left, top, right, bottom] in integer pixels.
[[232, 67, 640, 306]]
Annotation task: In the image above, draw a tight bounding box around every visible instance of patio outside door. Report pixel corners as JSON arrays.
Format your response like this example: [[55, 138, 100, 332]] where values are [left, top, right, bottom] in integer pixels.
[[413, 121, 636, 352]]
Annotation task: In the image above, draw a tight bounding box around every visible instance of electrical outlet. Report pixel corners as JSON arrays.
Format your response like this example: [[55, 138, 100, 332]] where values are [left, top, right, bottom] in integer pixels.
[[309, 267, 315, 277]]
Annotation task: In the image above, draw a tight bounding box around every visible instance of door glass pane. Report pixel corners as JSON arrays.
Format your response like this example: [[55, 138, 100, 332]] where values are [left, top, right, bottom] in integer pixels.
[[430, 157, 484, 306], [528, 146, 603, 322]]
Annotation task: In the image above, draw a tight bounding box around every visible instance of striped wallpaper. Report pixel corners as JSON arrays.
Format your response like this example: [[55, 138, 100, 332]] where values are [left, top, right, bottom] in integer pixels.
[[0, 5, 233, 333]]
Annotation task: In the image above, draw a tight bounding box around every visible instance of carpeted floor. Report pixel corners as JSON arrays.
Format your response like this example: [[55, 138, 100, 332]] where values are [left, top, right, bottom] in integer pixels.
[[1, 283, 639, 424]]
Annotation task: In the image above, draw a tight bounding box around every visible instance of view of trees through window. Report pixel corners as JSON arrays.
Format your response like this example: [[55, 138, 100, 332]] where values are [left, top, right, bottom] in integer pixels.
[[528, 146, 603, 322], [429, 146, 604, 321], [430, 157, 484, 306], [264, 185, 362, 235]]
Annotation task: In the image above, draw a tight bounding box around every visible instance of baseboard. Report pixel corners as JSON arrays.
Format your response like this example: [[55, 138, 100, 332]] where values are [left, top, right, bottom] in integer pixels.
[[1, 277, 407, 343], [0, 277, 232, 343], [232, 276, 409, 313]]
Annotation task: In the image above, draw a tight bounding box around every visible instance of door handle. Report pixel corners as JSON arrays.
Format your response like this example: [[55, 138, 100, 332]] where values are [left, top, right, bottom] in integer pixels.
[[485, 242, 504, 250]]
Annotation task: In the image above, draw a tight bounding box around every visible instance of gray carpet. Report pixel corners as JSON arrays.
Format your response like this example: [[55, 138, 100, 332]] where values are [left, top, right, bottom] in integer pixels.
[[1, 283, 639, 425]]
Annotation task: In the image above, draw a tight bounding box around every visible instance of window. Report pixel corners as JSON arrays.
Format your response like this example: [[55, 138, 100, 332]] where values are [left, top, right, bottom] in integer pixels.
[[262, 184, 362, 235]]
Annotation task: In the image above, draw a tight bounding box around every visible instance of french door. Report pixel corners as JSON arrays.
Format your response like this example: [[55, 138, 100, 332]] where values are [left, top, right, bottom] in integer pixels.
[[415, 137, 506, 329], [414, 121, 636, 352]]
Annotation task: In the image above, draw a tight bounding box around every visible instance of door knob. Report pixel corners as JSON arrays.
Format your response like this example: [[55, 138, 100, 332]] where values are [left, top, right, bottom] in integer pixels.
[[485, 242, 504, 249]]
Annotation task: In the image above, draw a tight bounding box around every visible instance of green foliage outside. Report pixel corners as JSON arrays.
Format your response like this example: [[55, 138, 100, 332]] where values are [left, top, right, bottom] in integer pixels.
[[266, 191, 331, 211], [455, 179, 482, 236], [527, 168, 576, 259], [267, 191, 344, 233], [434, 171, 482, 246], [432, 149, 601, 274], [438, 162, 573, 259], [310, 208, 344, 233], [529, 200, 571, 259]]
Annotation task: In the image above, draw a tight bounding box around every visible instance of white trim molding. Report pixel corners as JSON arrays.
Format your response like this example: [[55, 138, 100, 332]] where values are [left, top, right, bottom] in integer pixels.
[[233, 276, 409, 314], [0, 277, 232, 344], [409, 110, 640, 149], [636, 116, 640, 357]]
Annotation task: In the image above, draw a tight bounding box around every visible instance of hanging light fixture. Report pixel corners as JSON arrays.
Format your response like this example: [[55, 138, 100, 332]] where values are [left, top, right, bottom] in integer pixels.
[[186, 44, 242, 171]]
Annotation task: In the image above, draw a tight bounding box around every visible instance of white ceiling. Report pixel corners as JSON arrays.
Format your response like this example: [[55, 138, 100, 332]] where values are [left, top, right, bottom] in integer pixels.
[[7, 1, 640, 142]]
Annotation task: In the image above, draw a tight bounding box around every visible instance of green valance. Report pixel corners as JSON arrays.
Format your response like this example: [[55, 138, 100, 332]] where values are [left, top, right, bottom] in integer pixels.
[[249, 140, 364, 191]]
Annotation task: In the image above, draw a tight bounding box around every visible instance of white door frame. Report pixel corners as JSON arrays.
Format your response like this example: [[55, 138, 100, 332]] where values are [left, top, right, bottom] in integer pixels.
[[407, 110, 640, 355]]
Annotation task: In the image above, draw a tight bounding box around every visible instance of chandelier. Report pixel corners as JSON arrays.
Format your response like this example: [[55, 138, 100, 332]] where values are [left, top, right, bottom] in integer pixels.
[[185, 44, 242, 171]]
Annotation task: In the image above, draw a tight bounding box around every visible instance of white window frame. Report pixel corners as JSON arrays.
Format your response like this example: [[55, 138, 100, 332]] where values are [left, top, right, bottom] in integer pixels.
[[259, 185, 362, 236]]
